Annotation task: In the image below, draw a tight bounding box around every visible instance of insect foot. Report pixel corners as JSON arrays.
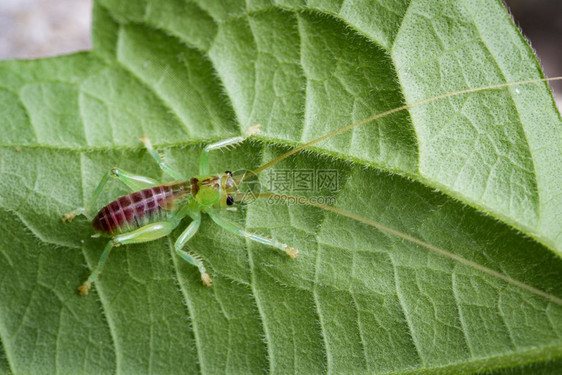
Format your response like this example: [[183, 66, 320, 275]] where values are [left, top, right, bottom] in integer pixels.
[[285, 247, 299, 259], [77, 282, 91, 296], [246, 123, 262, 136], [62, 207, 88, 223], [201, 273, 212, 287], [61, 212, 77, 223]]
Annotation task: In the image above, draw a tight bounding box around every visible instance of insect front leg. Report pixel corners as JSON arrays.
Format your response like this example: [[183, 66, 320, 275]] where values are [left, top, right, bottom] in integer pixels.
[[62, 167, 158, 222], [140, 136, 185, 180], [78, 221, 179, 296], [199, 124, 261, 175], [207, 210, 298, 259], [173, 211, 212, 286]]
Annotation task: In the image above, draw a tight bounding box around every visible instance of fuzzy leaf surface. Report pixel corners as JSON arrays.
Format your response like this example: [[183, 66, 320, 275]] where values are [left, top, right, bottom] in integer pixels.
[[0, 0, 562, 374]]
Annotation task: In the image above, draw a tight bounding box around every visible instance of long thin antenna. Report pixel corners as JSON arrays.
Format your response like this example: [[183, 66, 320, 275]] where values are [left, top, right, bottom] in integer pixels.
[[247, 193, 562, 306], [251, 76, 562, 176]]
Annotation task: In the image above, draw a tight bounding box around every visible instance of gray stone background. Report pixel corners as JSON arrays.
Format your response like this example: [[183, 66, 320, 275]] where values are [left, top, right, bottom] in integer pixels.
[[0, 0, 92, 59], [0, 0, 559, 107]]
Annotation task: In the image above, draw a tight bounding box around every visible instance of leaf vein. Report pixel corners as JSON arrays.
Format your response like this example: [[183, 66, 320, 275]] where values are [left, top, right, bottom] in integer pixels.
[[451, 272, 474, 358], [389, 254, 424, 366], [166, 237, 203, 375], [81, 247, 121, 375]]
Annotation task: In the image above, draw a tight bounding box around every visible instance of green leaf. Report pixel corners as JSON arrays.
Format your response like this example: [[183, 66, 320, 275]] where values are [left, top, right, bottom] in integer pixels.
[[1, 0, 561, 374]]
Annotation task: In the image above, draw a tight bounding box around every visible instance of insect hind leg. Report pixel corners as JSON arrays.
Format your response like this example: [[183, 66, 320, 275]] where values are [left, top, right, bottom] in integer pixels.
[[62, 167, 158, 223], [78, 221, 179, 296], [62, 167, 158, 222]]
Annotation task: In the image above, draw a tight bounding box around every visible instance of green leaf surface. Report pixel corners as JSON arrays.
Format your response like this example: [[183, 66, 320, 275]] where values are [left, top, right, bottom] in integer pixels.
[[1, 0, 562, 374]]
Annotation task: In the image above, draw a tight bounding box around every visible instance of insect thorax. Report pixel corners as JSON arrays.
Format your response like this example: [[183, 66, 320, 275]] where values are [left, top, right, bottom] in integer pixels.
[[191, 172, 235, 209]]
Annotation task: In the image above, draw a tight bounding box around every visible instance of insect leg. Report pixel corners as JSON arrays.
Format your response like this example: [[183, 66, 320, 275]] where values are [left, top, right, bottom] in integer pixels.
[[78, 221, 179, 296], [62, 167, 157, 222], [140, 136, 185, 180], [207, 210, 298, 258], [173, 211, 212, 286], [199, 124, 261, 174]]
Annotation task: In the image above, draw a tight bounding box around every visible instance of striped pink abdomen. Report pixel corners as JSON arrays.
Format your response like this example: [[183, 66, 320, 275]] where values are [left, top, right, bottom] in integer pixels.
[[92, 182, 188, 236]]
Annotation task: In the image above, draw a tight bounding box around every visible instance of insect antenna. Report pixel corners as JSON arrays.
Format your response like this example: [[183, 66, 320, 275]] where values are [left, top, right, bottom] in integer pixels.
[[235, 77, 562, 306], [246, 193, 562, 306], [249, 76, 562, 177]]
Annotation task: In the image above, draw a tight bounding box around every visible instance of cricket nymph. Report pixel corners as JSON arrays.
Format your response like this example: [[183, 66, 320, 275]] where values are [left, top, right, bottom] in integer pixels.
[[64, 124, 298, 296], [92, 173, 236, 237]]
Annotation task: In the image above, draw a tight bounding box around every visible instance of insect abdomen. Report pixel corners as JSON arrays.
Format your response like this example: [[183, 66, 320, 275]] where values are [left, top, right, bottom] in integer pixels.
[[92, 182, 189, 236]]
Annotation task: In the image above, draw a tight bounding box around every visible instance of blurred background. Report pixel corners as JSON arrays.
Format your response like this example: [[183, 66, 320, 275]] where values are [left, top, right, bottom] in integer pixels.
[[0, 0, 559, 107], [506, 0, 561, 108], [0, 0, 91, 59]]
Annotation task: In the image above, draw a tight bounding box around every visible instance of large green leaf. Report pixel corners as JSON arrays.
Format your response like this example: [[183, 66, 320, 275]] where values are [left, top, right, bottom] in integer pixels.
[[1, 0, 562, 373]]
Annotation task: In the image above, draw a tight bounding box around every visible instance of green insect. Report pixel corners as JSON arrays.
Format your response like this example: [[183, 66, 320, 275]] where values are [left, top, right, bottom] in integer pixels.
[[64, 77, 562, 300], [63, 124, 296, 295]]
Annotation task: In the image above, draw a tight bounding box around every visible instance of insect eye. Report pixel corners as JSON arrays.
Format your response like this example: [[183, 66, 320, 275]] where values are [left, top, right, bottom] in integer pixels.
[[226, 195, 234, 206], [225, 170, 232, 176]]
